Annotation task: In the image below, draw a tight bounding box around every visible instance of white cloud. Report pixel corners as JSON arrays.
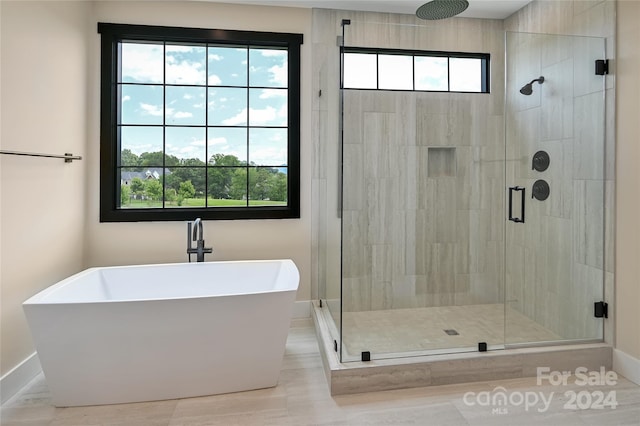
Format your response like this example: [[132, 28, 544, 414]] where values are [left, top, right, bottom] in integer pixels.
[[208, 54, 222, 61], [222, 106, 287, 126], [222, 108, 249, 126], [121, 44, 163, 83], [123, 143, 155, 156], [174, 111, 193, 119], [208, 74, 222, 85], [250, 106, 278, 125], [122, 95, 131, 102], [139, 103, 163, 116], [166, 60, 205, 85], [258, 89, 287, 99], [183, 93, 193, 100], [165, 136, 207, 161], [139, 103, 174, 117], [277, 104, 287, 119], [250, 146, 287, 166], [268, 64, 287, 86], [260, 50, 287, 58], [166, 45, 200, 53], [208, 137, 227, 146]]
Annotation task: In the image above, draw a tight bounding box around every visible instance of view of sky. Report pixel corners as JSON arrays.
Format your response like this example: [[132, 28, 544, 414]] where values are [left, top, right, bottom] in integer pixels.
[[119, 42, 288, 166], [343, 52, 482, 92]]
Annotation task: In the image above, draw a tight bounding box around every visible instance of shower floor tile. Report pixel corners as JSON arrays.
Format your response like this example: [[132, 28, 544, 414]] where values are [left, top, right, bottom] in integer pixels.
[[341, 304, 561, 359]]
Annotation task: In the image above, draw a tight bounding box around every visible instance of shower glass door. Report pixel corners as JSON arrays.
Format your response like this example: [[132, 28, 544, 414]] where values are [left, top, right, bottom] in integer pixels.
[[339, 20, 506, 362], [504, 32, 606, 345]]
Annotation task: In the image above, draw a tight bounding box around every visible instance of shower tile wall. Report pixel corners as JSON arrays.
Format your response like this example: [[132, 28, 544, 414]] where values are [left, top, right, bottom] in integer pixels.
[[312, 9, 505, 313], [504, 0, 615, 341]]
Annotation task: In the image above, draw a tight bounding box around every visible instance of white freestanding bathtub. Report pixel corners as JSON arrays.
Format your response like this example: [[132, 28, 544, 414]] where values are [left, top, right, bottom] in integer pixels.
[[23, 259, 299, 407]]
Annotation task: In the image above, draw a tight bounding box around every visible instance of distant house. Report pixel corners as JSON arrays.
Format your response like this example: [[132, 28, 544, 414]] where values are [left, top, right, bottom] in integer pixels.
[[120, 168, 171, 186]]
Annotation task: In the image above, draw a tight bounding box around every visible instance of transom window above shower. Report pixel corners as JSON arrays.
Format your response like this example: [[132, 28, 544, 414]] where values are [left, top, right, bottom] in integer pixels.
[[342, 48, 489, 93]]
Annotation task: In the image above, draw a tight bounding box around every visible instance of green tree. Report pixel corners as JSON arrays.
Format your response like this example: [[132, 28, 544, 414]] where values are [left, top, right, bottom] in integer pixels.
[[121, 149, 140, 167], [229, 169, 247, 201], [249, 168, 272, 200], [169, 158, 206, 197], [120, 184, 131, 205], [144, 179, 163, 201], [164, 187, 177, 204], [208, 154, 243, 199], [178, 180, 196, 199], [267, 172, 287, 201], [130, 177, 145, 199], [139, 151, 179, 167]]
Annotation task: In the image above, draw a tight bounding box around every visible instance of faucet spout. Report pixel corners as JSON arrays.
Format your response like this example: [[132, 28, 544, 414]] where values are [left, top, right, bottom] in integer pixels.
[[186, 218, 212, 262], [192, 218, 203, 242]]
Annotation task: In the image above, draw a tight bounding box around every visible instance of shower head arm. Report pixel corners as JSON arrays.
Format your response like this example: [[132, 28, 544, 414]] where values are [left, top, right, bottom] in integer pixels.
[[528, 76, 545, 85]]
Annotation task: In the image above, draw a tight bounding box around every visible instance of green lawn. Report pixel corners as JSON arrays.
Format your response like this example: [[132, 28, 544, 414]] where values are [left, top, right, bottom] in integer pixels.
[[122, 197, 285, 208]]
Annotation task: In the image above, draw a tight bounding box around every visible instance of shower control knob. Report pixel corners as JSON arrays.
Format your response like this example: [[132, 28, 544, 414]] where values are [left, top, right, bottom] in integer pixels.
[[532, 150, 550, 172], [532, 180, 550, 201]]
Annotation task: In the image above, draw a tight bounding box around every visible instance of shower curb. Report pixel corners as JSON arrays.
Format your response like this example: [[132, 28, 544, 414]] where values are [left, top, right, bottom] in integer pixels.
[[312, 302, 612, 396]]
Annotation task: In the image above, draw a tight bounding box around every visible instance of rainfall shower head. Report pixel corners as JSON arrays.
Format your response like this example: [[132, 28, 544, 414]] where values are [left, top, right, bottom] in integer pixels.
[[519, 76, 545, 95], [416, 0, 469, 20]]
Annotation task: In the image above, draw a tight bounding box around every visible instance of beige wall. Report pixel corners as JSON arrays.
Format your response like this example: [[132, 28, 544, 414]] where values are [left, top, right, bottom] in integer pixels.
[[615, 0, 640, 360], [0, 1, 91, 376]]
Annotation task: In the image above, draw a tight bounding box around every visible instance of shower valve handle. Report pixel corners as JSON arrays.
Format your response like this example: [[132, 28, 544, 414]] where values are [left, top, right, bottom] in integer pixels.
[[508, 186, 526, 223]]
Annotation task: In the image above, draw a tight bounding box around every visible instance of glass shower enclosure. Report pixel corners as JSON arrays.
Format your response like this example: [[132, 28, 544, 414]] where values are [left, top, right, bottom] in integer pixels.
[[313, 18, 607, 363]]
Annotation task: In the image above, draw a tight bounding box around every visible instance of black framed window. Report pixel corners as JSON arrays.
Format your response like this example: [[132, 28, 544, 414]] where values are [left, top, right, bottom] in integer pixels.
[[342, 47, 489, 93], [98, 23, 303, 222]]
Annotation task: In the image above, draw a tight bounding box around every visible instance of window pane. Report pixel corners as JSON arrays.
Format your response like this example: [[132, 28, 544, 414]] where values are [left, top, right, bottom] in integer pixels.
[[208, 47, 247, 86], [450, 58, 482, 92], [164, 167, 204, 208], [249, 128, 287, 166], [118, 167, 165, 208], [249, 48, 287, 88], [208, 127, 247, 163], [165, 167, 206, 206], [249, 88, 287, 126], [343, 53, 377, 89], [120, 42, 163, 84], [165, 44, 206, 85], [165, 86, 206, 125], [120, 85, 164, 125], [208, 167, 247, 206], [378, 54, 413, 90], [208, 87, 248, 126], [249, 167, 287, 206], [120, 126, 163, 165], [165, 127, 206, 162], [415, 56, 448, 91]]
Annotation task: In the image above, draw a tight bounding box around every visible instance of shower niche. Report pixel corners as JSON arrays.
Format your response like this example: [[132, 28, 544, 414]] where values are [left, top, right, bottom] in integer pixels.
[[313, 12, 608, 370]]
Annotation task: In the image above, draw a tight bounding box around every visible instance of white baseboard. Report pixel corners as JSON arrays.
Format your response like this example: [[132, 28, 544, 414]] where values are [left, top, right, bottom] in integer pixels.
[[613, 348, 640, 386], [292, 300, 311, 319], [0, 352, 41, 405]]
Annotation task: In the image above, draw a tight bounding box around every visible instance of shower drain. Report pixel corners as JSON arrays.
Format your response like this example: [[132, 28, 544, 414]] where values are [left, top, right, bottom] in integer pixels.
[[444, 329, 459, 336]]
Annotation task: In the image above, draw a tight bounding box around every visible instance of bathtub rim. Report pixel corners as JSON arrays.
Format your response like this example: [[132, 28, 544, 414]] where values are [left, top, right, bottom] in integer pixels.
[[22, 258, 299, 306]]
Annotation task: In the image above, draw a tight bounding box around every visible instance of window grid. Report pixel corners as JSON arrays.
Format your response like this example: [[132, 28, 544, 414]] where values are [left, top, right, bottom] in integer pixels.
[[99, 23, 302, 222], [342, 47, 490, 93], [115, 42, 287, 209]]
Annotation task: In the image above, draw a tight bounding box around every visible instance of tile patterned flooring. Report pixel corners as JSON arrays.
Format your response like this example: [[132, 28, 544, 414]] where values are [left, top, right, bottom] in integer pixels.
[[341, 304, 562, 359], [2, 319, 639, 426]]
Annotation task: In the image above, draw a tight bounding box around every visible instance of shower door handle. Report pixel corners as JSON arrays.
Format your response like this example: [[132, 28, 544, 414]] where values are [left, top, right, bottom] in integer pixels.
[[508, 186, 526, 223]]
